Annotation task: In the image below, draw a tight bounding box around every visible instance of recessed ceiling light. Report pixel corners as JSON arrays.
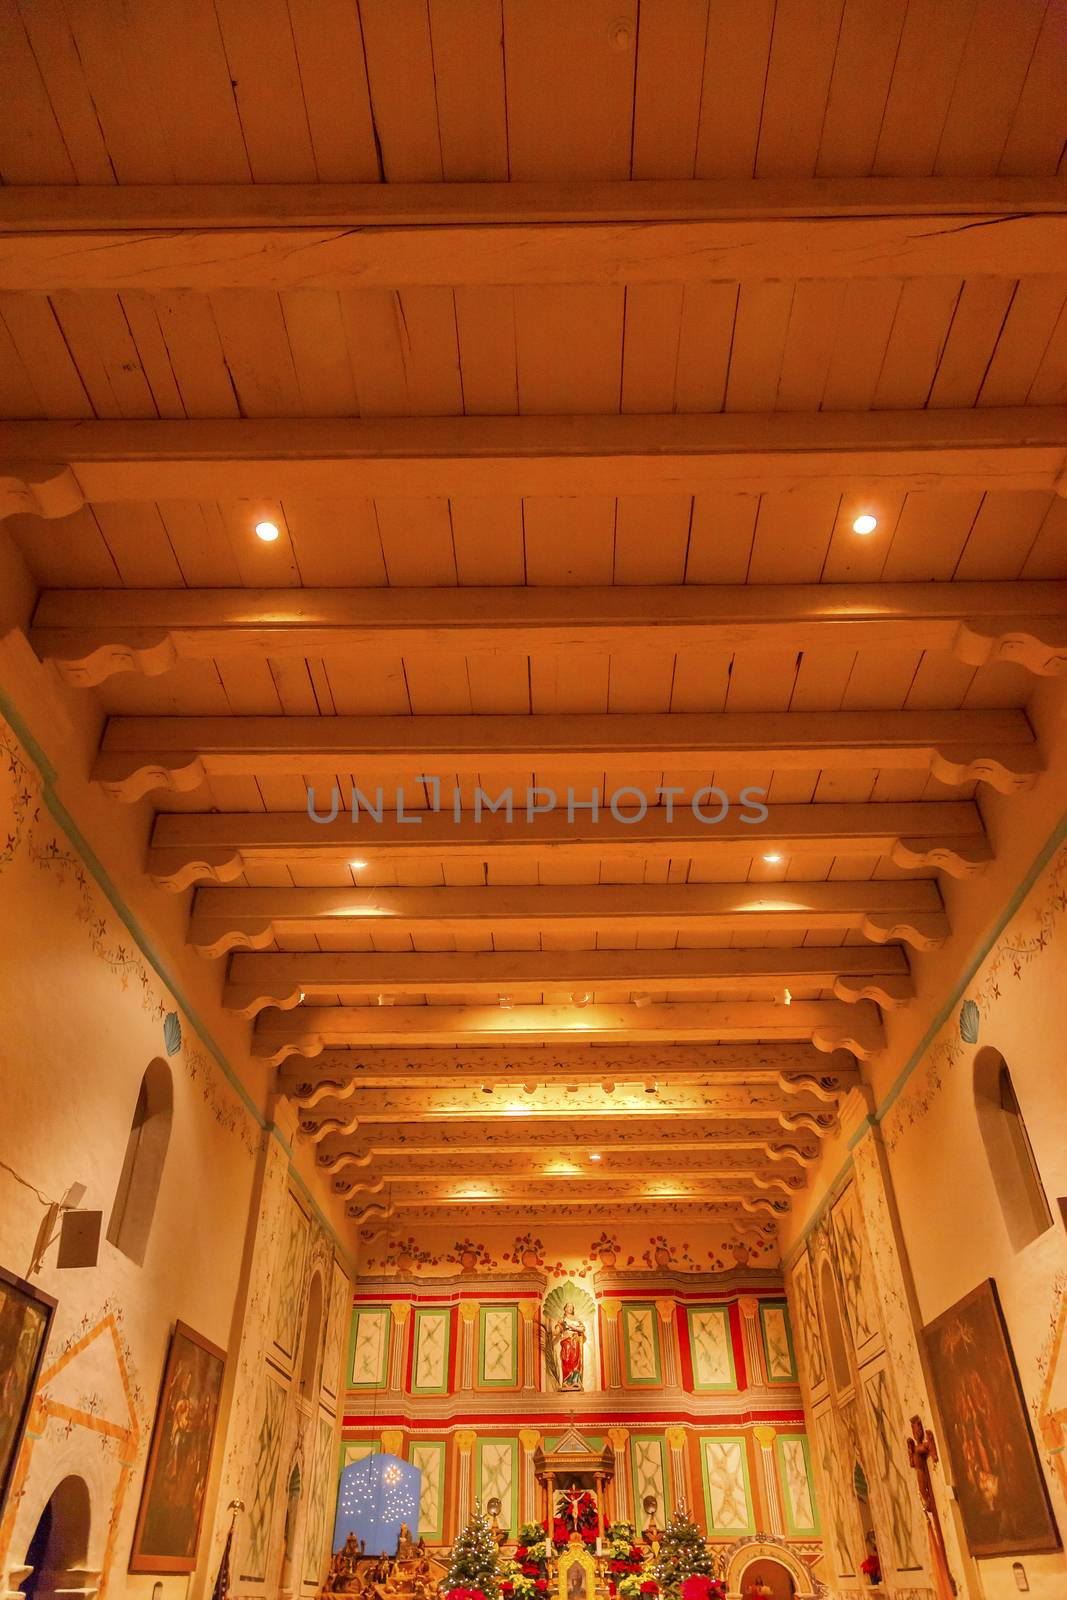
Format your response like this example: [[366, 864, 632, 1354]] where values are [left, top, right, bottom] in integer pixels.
[[852, 513, 878, 535], [783, 987, 792, 1007], [589, 1152, 602, 1161], [350, 859, 368, 870], [572, 991, 592, 1007], [255, 520, 280, 542], [763, 850, 783, 864]]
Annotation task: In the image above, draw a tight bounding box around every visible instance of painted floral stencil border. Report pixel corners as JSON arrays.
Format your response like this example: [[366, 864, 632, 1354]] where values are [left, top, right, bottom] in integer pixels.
[[883, 841, 1067, 1152], [1, 721, 256, 1156]]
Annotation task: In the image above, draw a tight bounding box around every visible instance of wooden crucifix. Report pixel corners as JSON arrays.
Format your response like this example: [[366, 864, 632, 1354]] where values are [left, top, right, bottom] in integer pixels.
[[906, 1415, 958, 1599]]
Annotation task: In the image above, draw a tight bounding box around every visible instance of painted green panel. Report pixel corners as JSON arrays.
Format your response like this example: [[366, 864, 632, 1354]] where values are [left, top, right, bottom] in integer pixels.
[[349, 1305, 391, 1388], [411, 1306, 452, 1395], [775, 1433, 820, 1536], [699, 1436, 755, 1537], [476, 1436, 519, 1535], [686, 1305, 737, 1392], [630, 1434, 670, 1524], [759, 1300, 798, 1384], [621, 1303, 662, 1386], [409, 1440, 448, 1542], [479, 1304, 519, 1387]]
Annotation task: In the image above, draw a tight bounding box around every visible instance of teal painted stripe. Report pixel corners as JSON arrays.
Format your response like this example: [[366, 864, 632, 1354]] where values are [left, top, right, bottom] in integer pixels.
[[0, 683, 357, 1279], [874, 803, 1067, 1124]]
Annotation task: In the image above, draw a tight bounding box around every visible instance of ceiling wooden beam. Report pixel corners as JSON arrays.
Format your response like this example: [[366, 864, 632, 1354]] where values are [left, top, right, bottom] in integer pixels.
[[250, 999, 885, 1062], [279, 1042, 857, 1099], [188, 878, 948, 957], [0, 178, 1064, 289], [353, 1180, 795, 1209], [147, 800, 991, 888], [327, 1149, 807, 1183], [95, 708, 1039, 802], [4, 410, 1067, 516], [306, 1077, 832, 1121], [225, 945, 912, 1017], [313, 1120, 825, 1167], [34, 580, 1067, 685]]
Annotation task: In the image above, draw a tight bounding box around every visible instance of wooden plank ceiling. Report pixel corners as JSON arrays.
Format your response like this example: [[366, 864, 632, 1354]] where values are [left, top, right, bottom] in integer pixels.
[[2, 0, 1066, 1242]]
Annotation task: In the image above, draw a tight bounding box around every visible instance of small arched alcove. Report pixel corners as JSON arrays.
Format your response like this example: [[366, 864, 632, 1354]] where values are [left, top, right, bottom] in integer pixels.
[[974, 1047, 1053, 1252], [18, 1475, 93, 1600], [107, 1058, 173, 1265], [818, 1258, 852, 1396], [298, 1271, 324, 1398], [724, 1536, 822, 1599]]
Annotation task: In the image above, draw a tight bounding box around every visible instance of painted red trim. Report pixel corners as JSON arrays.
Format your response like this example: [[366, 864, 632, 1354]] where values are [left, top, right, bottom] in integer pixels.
[[448, 1304, 459, 1391], [677, 1303, 695, 1391], [341, 1408, 805, 1430], [404, 1310, 416, 1394], [728, 1300, 748, 1389]]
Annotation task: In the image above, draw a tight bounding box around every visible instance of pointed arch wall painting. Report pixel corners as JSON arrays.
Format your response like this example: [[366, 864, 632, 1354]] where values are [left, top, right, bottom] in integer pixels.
[[0, 1312, 141, 1597]]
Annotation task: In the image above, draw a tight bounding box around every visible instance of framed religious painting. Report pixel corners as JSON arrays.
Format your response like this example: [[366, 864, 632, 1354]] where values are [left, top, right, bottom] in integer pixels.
[[0, 1266, 56, 1518], [129, 1320, 227, 1573], [923, 1279, 1060, 1557]]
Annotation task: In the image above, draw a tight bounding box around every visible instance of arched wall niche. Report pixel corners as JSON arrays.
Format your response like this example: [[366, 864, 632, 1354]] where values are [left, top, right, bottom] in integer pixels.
[[973, 1045, 1053, 1252], [107, 1057, 173, 1265], [15, 1474, 94, 1600], [722, 1536, 824, 1598]]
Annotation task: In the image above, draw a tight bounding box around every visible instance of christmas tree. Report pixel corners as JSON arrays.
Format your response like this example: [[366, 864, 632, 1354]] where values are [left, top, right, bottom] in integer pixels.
[[648, 1509, 723, 1600], [444, 1505, 502, 1600]]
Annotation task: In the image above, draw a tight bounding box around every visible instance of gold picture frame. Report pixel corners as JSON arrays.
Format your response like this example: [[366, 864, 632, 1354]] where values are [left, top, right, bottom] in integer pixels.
[[557, 1543, 597, 1600]]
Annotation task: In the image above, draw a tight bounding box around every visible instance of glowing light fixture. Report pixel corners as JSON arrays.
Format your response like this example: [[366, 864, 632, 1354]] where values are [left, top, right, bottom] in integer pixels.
[[572, 991, 593, 1007], [762, 850, 783, 864], [589, 1152, 602, 1162], [255, 520, 280, 542], [350, 859, 368, 870], [852, 513, 878, 535]]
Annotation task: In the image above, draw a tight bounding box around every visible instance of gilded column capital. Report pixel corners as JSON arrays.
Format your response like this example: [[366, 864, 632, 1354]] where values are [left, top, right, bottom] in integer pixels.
[[654, 1298, 675, 1322], [380, 1427, 404, 1454], [518, 1299, 539, 1320], [752, 1425, 777, 1450], [519, 1428, 541, 1452], [454, 1429, 477, 1452], [390, 1300, 411, 1321], [736, 1295, 761, 1322], [665, 1425, 686, 1450], [607, 1427, 630, 1451], [599, 1299, 622, 1319], [459, 1300, 479, 1322]]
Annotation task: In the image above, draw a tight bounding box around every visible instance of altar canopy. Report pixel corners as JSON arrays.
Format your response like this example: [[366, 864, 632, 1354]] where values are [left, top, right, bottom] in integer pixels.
[[533, 1429, 615, 1531]]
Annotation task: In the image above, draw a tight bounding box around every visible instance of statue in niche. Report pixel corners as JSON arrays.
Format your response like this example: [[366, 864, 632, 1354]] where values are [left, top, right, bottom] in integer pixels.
[[554, 1303, 586, 1390]]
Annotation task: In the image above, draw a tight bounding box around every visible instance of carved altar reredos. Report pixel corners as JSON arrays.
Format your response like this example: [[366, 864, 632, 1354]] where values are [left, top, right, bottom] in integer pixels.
[[722, 1536, 825, 1599]]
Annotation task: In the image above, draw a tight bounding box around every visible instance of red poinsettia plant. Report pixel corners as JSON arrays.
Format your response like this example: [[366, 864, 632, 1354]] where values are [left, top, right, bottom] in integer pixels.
[[680, 1578, 725, 1600], [860, 1554, 882, 1585], [446, 1589, 488, 1600]]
